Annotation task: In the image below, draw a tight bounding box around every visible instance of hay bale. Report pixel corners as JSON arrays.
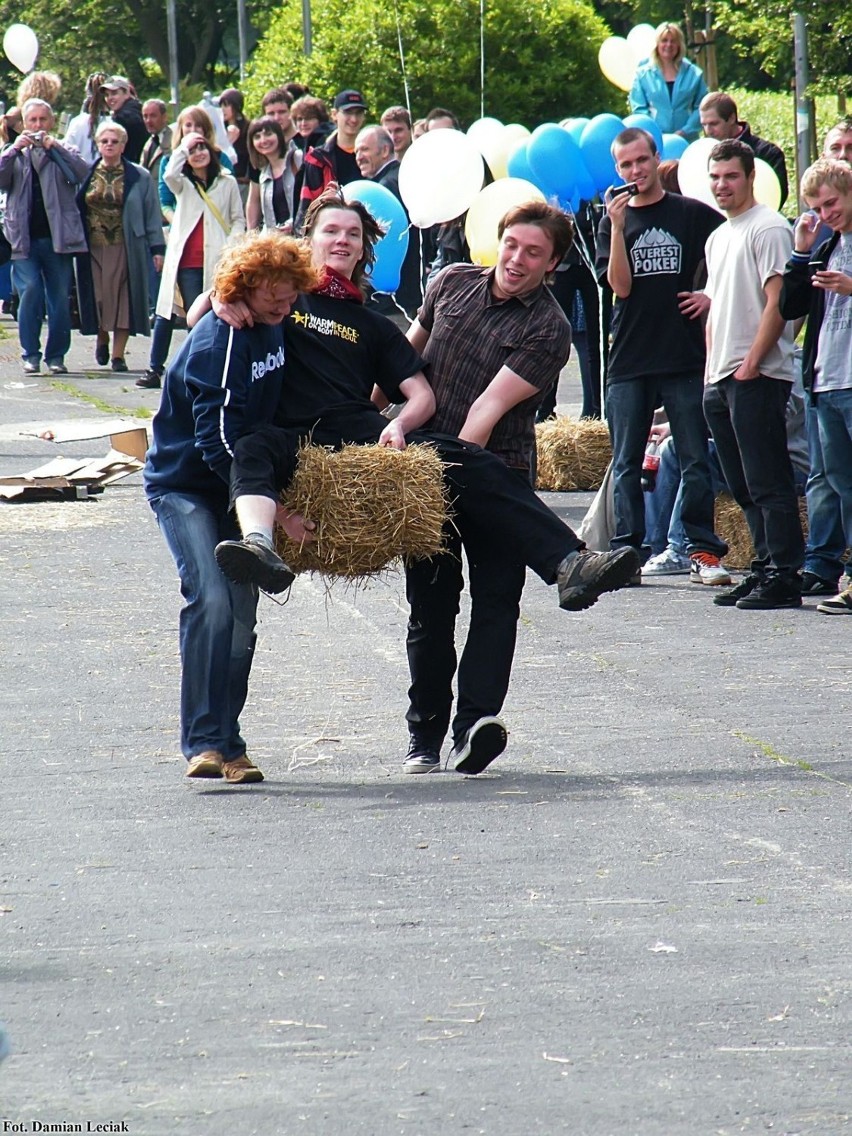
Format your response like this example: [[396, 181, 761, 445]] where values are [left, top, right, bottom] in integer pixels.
[[275, 442, 449, 578], [535, 416, 611, 491], [715, 492, 810, 570]]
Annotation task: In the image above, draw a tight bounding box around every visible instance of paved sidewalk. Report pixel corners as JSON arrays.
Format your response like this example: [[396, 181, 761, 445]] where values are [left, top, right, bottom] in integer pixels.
[[1, 315, 850, 1136]]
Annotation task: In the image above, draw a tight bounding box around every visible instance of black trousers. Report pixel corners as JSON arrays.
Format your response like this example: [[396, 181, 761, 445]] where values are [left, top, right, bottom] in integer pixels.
[[703, 376, 804, 576], [542, 264, 602, 420], [230, 412, 583, 584], [405, 477, 527, 748]]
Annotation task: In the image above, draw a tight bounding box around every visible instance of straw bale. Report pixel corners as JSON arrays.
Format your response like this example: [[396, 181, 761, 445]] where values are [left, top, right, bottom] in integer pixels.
[[535, 416, 611, 491], [715, 492, 810, 569], [275, 442, 449, 578]]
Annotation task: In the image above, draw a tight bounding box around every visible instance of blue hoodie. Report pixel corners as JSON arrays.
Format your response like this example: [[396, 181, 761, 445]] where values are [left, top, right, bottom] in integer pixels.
[[144, 311, 287, 503]]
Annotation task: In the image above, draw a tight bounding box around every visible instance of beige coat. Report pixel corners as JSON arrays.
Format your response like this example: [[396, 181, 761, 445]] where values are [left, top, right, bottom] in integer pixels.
[[156, 146, 245, 320]]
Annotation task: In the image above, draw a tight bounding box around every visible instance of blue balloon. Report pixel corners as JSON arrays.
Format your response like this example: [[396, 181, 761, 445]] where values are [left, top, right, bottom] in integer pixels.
[[662, 132, 689, 160], [528, 123, 587, 198], [579, 113, 625, 194], [506, 140, 540, 187], [622, 113, 664, 156], [343, 180, 409, 293], [563, 117, 589, 147]]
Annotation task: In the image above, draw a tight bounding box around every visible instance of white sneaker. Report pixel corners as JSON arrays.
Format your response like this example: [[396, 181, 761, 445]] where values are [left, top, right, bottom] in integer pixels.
[[690, 553, 732, 586], [642, 547, 692, 575]]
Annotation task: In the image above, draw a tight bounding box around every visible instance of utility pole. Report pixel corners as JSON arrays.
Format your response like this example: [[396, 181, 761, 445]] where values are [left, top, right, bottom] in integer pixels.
[[793, 11, 817, 209], [237, 0, 249, 81], [303, 0, 312, 55], [167, 0, 180, 116]]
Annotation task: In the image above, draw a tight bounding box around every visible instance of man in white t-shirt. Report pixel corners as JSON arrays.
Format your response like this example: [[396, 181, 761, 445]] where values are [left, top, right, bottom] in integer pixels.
[[780, 156, 852, 614], [702, 138, 804, 609]]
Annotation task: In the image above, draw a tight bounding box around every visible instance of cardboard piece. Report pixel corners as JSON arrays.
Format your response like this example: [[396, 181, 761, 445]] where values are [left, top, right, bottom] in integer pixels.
[[0, 451, 145, 502], [20, 418, 150, 463]]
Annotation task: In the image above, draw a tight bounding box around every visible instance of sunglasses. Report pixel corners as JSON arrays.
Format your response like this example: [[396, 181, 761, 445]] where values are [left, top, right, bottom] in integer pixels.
[[188, 143, 209, 154]]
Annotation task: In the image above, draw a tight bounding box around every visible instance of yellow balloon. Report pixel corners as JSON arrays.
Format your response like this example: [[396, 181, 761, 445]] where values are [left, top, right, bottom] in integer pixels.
[[464, 179, 546, 266], [483, 123, 531, 181], [753, 157, 782, 212], [598, 36, 636, 93]]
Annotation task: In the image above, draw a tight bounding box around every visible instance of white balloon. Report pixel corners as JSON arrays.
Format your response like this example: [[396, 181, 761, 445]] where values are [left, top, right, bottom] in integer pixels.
[[753, 157, 782, 212], [677, 136, 722, 212], [3, 24, 38, 74], [598, 36, 636, 93], [627, 23, 657, 67], [398, 130, 485, 228]]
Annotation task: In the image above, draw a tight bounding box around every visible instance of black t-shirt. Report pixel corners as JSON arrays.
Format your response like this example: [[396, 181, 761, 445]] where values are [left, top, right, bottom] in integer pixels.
[[596, 192, 723, 382], [271, 173, 289, 224], [273, 293, 425, 427]]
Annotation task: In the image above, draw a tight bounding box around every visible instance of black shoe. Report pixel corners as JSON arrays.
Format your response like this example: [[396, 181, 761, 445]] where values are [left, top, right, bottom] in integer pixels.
[[713, 573, 762, 607], [800, 571, 838, 596], [557, 547, 641, 612], [402, 737, 442, 774], [735, 576, 802, 610], [95, 342, 109, 366], [136, 369, 162, 389], [452, 716, 508, 776], [214, 537, 295, 594], [111, 357, 128, 373]]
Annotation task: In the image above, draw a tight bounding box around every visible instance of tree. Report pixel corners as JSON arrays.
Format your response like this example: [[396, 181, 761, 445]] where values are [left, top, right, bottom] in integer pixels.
[[244, 0, 618, 126]]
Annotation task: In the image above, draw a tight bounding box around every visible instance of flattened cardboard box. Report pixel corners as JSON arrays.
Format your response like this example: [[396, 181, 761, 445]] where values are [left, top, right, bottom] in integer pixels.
[[0, 419, 147, 501]]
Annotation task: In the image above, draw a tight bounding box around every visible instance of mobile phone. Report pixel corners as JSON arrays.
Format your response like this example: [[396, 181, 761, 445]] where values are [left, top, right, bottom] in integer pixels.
[[810, 260, 825, 272], [609, 182, 639, 199]]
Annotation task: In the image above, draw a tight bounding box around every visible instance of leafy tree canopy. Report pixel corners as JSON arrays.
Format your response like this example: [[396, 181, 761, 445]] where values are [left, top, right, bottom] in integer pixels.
[[244, 0, 619, 126]]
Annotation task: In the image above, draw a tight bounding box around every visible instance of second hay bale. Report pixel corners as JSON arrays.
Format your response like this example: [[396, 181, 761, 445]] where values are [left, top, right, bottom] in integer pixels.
[[275, 442, 449, 578], [715, 492, 810, 570], [535, 416, 611, 492]]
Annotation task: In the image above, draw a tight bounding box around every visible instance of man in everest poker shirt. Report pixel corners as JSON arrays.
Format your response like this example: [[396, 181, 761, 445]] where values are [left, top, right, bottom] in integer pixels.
[[595, 127, 728, 584], [143, 232, 319, 783]]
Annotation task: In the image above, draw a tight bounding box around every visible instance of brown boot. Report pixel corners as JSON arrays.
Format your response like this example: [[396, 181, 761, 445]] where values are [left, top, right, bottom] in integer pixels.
[[186, 751, 224, 778], [222, 755, 264, 784]]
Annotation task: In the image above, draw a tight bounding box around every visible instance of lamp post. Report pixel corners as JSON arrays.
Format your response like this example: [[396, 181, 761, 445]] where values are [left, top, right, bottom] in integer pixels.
[[166, 0, 180, 116], [303, 0, 312, 55]]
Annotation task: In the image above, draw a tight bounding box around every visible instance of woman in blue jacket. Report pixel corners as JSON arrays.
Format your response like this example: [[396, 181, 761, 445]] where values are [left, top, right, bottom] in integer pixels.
[[629, 23, 707, 142]]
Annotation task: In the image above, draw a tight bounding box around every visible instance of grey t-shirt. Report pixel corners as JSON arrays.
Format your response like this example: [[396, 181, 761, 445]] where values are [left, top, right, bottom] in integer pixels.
[[814, 231, 852, 392]]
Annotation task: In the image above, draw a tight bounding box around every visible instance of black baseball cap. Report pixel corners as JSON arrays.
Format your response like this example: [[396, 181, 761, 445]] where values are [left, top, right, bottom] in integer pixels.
[[334, 89, 368, 111]]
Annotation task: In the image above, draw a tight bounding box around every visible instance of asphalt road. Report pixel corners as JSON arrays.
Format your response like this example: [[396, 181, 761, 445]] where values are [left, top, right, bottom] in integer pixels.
[[0, 317, 850, 1136]]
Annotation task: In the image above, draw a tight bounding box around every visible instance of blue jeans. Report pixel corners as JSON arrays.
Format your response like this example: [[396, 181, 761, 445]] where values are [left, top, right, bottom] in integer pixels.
[[815, 388, 852, 556], [11, 239, 73, 365], [149, 267, 204, 373], [806, 394, 847, 580], [149, 491, 259, 762], [607, 373, 724, 560]]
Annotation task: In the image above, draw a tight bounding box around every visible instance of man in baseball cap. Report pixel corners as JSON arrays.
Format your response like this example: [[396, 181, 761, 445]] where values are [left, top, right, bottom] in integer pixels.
[[101, 76, 147, 161], [294, 88, 368, 231]]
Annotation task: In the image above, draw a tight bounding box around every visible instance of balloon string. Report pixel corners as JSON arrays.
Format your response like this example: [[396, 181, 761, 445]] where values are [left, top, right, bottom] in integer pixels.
[[480, 0, 485, 120], [393, 0, 412, 121]]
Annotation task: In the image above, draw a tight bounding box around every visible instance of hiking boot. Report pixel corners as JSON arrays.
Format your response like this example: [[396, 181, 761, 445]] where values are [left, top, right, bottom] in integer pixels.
[[136, 369, 162, 389], [642, 547, 692, 575], [47, 362, 68, 375], [22, 359, 40, 374], [801, 571, 839, 596], [403, 736, 442, 774], [735, 575, 802, 610], [222, 755, 264, 783], [452, 716, 507, 776], [690, 552, 732, 587], [215, 537, 295, 595], [557, 547, 641, 612], [713, 573, 762, 607], [816, 580, 852, 615], [186, 751, 224, 778]]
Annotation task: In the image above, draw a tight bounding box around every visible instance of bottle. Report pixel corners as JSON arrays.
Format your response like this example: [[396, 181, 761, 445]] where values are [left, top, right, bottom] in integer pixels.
[[641, 441, 660, 493]]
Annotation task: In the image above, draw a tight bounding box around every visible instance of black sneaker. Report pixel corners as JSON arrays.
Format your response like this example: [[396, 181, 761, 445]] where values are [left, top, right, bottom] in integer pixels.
[[800, 571, 839, 596], [136, 369, 162, 389], [735, 576, 802, 610], [713, 573, 762, 607], [402, 737, 442, 774], [452, 716, 508, 776], [557, 547, 641, 612], [215, 537, 295, 594]]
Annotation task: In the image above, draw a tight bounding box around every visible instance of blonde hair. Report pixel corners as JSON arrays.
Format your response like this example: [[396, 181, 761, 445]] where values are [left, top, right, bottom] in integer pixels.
[[801, 157, 852, 201], [651, 23, 686, 69], [17, 71, 62, 109], [175, 105, 218, 148], [95, 120, 128, 144]]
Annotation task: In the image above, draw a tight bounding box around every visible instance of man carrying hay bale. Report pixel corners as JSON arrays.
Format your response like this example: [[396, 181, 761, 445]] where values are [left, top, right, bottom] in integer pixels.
[[143, 232, 320, 783], [597, 128, 729, 585], [199, 193, 640, 771]]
